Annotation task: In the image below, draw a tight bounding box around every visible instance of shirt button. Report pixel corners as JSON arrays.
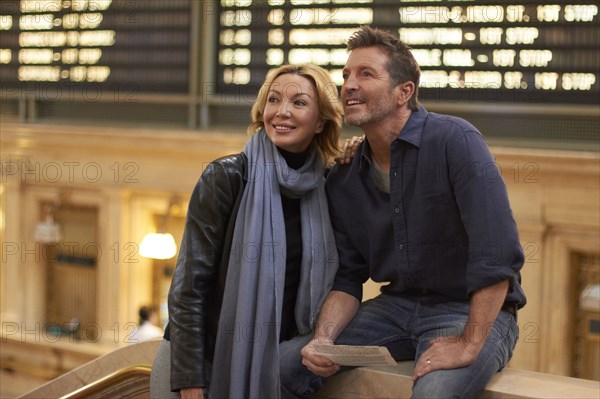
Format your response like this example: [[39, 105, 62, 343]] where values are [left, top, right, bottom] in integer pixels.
[[421, 289, 428, 294], [394, 208, 400, 213], [393, 171, 397, 177], [398, 244, 404, 250]]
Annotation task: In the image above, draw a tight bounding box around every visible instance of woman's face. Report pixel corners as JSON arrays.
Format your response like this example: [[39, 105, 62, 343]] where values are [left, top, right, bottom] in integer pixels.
[[263, 73, 325, 153]]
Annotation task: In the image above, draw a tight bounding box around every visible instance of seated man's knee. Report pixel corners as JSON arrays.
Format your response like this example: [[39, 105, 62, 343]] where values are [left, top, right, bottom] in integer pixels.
[[411, 369, 484, 399]]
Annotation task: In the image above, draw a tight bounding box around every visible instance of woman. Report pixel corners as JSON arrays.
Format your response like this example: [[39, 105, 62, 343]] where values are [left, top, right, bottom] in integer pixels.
[[151, 64, 343, 399]]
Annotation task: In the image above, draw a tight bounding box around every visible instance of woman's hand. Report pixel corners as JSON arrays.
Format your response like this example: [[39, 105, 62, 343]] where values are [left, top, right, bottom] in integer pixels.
[[334, 136, 364, 164], [180, 387, 204, 399]]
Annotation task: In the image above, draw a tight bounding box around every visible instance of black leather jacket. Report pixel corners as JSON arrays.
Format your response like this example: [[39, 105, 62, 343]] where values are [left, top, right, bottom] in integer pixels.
[[166, 153, 247, 390]]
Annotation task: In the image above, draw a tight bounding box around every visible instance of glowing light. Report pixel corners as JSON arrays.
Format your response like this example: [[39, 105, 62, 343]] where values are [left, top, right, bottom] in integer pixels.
[[139, 233, 177, 260]]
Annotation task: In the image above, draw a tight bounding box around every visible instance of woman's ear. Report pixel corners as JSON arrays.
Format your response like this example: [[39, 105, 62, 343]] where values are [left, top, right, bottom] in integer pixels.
[[315, 119, 325, 134]]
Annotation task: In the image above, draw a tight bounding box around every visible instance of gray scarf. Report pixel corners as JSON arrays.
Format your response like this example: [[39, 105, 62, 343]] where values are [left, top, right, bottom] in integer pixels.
[[209, 130, 338, 399]]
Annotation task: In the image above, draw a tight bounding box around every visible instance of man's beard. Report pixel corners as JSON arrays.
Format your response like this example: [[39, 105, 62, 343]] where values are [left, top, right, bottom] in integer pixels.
[[343, 88, 396, 127]]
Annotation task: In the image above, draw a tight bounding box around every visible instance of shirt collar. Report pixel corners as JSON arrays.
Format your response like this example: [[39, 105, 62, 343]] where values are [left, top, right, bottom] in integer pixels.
[[358, 106, 428, 172], [358, 139, 373, 172], [396, 105, 427, 148]]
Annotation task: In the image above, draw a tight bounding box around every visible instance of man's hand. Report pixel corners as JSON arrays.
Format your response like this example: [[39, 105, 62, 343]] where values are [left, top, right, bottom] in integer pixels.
[[301, 291, 359, 377], [413, 279, 510, 381], [180, 387, 204, 399], [412, 335, 482, 381], [301, 338, 341, 377]]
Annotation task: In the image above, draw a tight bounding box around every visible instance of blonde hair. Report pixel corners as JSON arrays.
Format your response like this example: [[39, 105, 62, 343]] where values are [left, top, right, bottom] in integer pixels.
[[248, 64, 343, 161]]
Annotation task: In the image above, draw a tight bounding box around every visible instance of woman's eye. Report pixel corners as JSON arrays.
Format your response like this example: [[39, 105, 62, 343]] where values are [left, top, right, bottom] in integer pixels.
[[267, 96, 278, 103]]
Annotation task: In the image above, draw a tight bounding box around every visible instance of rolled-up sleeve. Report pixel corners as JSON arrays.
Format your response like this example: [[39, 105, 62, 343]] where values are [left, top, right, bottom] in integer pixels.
[[326, 171, 370, 302], [447, 129, 524, 296]]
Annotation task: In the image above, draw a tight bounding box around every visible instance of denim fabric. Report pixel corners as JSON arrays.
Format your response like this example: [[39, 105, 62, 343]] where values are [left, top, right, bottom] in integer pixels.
[[279, 294, 518, 399]]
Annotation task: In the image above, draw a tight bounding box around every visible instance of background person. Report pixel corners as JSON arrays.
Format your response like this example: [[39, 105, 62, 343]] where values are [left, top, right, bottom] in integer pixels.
[[134, 305, 163, 342]]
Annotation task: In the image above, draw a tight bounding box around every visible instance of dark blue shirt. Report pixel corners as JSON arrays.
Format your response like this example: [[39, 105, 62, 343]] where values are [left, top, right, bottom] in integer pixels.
[[326, 106, 526, 307]]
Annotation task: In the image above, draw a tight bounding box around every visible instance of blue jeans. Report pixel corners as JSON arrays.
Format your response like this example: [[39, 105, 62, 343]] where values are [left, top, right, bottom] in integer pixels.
[[279, 294, 519, 399]]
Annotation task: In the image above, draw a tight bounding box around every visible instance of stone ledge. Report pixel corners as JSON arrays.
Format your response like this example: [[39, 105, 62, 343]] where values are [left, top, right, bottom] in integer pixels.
[[315, 361, 600, 399]]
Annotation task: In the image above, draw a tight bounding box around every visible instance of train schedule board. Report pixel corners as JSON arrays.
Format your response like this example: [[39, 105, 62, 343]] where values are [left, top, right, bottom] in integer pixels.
[[215, 0, 599, 104], [0, 0, 192, 96]]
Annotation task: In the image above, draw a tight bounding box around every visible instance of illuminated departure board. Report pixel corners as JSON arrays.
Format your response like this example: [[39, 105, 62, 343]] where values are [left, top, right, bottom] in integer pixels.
[[216, 1, 599, 104], [0, 0, 191, 94]]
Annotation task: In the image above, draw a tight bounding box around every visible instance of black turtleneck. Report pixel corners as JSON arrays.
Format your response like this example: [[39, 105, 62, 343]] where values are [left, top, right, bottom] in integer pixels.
[[278, 147, 308, 170], [277, 147, 308, 342]]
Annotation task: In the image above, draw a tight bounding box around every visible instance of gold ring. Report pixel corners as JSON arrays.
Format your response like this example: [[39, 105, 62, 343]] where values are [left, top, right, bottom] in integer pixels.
[[426, 358, 431, 365]]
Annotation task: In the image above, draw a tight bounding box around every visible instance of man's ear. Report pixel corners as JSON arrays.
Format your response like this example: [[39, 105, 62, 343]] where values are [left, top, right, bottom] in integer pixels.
[[397, 81, 415, 106]]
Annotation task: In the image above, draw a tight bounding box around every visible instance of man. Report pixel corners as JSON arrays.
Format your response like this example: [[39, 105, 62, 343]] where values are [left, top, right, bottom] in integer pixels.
[[135, 306, 163, 342], [279, 26, 526, 399]]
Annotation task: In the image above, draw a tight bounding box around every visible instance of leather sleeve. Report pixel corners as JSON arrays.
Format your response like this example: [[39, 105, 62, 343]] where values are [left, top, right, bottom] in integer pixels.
[[168, 154, 245, 390]]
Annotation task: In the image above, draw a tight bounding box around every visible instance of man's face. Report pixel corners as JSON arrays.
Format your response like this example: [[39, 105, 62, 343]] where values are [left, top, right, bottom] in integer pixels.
[[341, 46, 398, 128]]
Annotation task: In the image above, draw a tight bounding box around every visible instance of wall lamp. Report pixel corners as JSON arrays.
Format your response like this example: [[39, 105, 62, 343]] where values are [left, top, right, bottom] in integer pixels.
[[34, 205, 62, 243], [139, 195, 179, 260], [34, 193, 68, 244]]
